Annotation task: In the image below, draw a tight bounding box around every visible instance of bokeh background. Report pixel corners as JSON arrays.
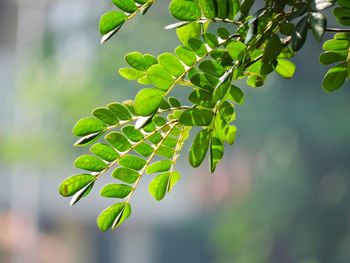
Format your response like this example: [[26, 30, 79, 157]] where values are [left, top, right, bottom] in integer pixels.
[[1, 0, 350, 263]]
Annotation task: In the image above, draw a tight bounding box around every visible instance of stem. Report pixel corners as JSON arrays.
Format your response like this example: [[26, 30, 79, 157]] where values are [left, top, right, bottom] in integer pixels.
[[125, 122, 179, 204], [95, 120, 177, 180], [325, 27, 350, 33]]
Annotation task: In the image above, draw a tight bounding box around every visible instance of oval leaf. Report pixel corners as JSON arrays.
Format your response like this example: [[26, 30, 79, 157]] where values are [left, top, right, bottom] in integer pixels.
[[135, 88, 165, 116], [59, 174, 95, 197], [189, 128, 211, 167], [100, 184, 133, 198]]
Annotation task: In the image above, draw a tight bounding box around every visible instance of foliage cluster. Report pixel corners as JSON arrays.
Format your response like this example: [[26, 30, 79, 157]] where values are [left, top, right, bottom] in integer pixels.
[[59, 0, 350, 231]]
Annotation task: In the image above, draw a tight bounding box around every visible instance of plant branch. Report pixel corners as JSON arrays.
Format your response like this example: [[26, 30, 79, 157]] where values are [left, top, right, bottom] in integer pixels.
[[325, 27, 350, 33]]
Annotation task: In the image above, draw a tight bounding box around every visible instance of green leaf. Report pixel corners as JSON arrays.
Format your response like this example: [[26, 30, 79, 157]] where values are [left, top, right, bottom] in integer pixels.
[[134, 142, 154, 157], [148, 132, 163, 144], [334, 32, 350, 40], [97, 202, 130, 231], [323, 39, 350, 50], [309, 12, 327, 41], [179, 109, 214, 126], [112, 203, 131, 230], [123, 100, 136, 115], [320, 51, 348, 65], [108, 103, 132, 121], [156, 145, 175, 159], [169, 0, 201, 21], [240, 0, 254, 15], [176, 22, 201, 47], [189, 128, 210, 167], [175, 46, 197, 66], [99, 11, 127, 35], [204, 33, 219, 49], [69, 181, 94, 206], [73, 118, 107, 136], [217, 28, 230, 39], [125, 52, 157, 71], [322, 62, 348, 92], [262, 34, 283, 63], [168, 171, 181, 192], [210, 136, 224, 173], [153, 116, 167, 127], [92, 107, 118, 125], [217, 0, 228, 18], [59, 174, 95, 197], [189, 89, 215, 108], [291, 16, 308, 51], [199, 60, 226, 77], [227, 41, 246, 61], [279, 22, 296, 36], [118, 154, 147, 170], [149, 173, 169, 201], [225, 125, 237, 144], [228, 85, 244, 104], [119, 68, 145, 80], [147, 64, 174, 91], [219, 101, 235, 122], [112, 167, 140, 184], [146, 160, 173, 174], [274, 59, 296, 79], [198, 0, 216, 19], [100, 184, 133, 198], [188, 38, 208, 57], [105, 132, 132, 152], [213, 80, 230, 101], [334, 7, 350, 26], [227, 0, 240, 20], [122, 125, 144, 142], [74, 154, 108, 172], [159, 99, 171, 110], [337, 0, 350, 8], [112, 0, 137, 13], [190, 73, 218, 91], [90, 143, 119, 162], [134, 88, 165, 116], [168, 97, 182, 107], [163, 136, 178, 147], [158, 53, 185, 77]]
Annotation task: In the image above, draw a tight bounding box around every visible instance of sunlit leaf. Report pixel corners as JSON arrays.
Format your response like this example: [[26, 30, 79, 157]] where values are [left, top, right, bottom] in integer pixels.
[[73, 118, 106, 137], [105, 132, 132, 152], [179, 109, 214, 126], [149, 173, 169, 200], [59, 174, 95, 197], [169, 0, 201, 21], [99, 11, 127, 35], [146, 160, 173, 174], [100, 184, 133, 198], [118, 154, 147, 170], [189, 128, 210, 167], [322, 62, 348, 92], [112, 167, 140, 184], [135, 88, 165, 116], [274, 59, 296, 79], [112, 0, 137, 13], [74, 154, 107, 172], [90, 143, 119, 162]]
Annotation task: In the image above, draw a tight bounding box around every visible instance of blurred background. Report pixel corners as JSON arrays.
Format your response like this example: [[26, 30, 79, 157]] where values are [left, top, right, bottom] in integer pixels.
[[1, 0, 350, 262]]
